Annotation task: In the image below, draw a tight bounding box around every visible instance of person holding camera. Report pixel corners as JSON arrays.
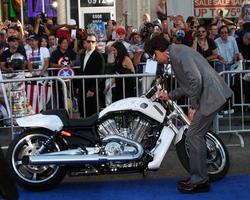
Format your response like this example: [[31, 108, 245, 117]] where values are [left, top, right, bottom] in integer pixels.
[[34, 13, 51, 37], [211, 9, 235, 30], [191, 25, 219, 67], [0, 35, 27, 72], [26, 34, 50, 76], [181, 17, 200, 47]]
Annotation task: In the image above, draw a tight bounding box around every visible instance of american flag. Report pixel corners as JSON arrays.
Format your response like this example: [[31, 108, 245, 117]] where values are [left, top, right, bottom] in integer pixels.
[[25, 81, 52, 113]]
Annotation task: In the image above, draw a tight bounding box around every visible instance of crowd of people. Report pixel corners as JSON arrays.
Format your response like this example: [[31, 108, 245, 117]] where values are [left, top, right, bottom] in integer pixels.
[[0, 1, 250, 118]]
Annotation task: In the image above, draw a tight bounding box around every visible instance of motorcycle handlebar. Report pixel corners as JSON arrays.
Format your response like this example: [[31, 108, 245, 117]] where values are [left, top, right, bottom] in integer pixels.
[[145, 84, 162, 99], [144, 83, 191, 126]]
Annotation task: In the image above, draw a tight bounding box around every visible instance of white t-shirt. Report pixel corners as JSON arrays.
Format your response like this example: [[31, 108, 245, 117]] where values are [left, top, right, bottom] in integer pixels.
[[215, 36, 239, 64], [26, 47, 50, 70]]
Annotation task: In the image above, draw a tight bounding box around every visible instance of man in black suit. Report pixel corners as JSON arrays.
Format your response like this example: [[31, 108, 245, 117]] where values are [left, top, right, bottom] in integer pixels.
[[77, 33, 104, 117]]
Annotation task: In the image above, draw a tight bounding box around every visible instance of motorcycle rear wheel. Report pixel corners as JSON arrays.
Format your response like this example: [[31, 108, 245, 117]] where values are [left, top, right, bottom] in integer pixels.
[[176, 131, 230, 181], [6, 129, 67, 191]]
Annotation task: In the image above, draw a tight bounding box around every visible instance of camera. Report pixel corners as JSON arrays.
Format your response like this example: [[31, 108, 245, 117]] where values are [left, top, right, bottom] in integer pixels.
[[194, 32, 202, 37], [143, 23, 154, 33], [32, 63, 40, 70], [38, 12, 48, 24]]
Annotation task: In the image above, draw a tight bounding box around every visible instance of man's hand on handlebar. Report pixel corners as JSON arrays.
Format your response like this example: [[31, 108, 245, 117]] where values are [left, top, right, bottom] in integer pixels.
[[188, 107, 197, 122], [157, 91, 170, 101]]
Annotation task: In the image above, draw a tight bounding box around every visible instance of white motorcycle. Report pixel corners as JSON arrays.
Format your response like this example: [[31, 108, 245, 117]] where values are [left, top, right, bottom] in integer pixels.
[[6, 77, 229, 191]]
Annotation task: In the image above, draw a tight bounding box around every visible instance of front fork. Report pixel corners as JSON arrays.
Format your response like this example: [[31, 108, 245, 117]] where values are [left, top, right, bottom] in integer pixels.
[[147, 125, 176, 170], [174, 125, 189, 145]]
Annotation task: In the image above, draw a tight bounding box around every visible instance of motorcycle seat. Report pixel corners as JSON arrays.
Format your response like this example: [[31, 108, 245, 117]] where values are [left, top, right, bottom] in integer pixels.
[[68, 114, 98, 127]]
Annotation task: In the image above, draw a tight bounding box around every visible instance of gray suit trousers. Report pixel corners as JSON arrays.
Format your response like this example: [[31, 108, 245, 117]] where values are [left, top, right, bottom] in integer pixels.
[[186, 108, 220, 184]]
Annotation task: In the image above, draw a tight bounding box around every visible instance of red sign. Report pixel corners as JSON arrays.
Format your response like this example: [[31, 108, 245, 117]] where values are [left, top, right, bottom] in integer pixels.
[[194, 0, 244, 18]]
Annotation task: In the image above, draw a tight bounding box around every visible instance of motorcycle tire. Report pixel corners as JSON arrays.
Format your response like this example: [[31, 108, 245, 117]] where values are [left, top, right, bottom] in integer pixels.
[[176, 131, 230, 181], [6, 129, 67, 191]]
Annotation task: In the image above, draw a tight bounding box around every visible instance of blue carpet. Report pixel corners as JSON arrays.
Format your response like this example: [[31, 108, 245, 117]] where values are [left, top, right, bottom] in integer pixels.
[[19, 175, 250, 200]]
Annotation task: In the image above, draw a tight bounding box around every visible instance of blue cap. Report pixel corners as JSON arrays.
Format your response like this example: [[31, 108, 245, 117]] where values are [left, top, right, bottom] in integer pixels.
[[176, 30, 185, 39]]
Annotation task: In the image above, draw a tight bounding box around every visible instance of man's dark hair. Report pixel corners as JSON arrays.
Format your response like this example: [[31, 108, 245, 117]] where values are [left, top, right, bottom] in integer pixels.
[[87, 33, 97, 40], [57, 37, 68, 46], [218, 25, 229, 34], [208, 23, 217, 30], [144, 35, 170, 57]]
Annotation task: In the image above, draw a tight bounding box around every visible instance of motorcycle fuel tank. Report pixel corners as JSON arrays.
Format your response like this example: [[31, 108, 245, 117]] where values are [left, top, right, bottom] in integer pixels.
[[99, 97, 166, 123]]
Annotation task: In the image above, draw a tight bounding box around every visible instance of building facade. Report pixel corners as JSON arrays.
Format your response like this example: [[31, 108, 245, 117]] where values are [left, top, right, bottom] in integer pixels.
[[0, 0, 245, 29]]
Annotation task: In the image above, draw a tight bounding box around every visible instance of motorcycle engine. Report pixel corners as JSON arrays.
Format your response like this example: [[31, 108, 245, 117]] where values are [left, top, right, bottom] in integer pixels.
[[98, 113, 160, 145], [97, 113, 161, 170]]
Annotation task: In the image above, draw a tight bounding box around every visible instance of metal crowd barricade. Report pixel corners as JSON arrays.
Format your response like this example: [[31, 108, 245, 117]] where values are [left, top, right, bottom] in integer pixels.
[[216, 66, 250, 147], [0, 74, 68, 149], [63, 73, 156, 118]]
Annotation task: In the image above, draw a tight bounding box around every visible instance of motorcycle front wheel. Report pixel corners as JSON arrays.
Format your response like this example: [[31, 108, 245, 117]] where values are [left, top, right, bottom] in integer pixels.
[[176, 131, 230, 181], [6, 129, 67, 191]]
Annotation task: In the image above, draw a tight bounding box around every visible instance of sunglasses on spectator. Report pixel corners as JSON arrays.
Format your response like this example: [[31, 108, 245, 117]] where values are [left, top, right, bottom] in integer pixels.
[[191, 26, 198, 29], [87, 40, 96, 43]]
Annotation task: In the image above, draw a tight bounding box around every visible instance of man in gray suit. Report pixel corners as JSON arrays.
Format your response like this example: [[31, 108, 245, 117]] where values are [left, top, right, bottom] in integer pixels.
[[145, 35, 233, 193]]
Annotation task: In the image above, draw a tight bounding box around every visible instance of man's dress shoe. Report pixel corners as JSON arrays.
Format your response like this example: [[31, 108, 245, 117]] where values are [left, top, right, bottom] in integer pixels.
[[178, 180, 210, 193], [178, 179, 190, 187]]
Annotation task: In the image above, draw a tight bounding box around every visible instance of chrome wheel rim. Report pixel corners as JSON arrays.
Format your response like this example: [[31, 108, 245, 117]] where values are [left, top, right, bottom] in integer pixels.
[[205, 133, 227, 175], [11, 134, 61, 184]]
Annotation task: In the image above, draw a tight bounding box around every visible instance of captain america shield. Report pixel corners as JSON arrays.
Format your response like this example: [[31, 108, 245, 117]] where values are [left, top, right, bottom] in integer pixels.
[[57, 67, 75, 77]]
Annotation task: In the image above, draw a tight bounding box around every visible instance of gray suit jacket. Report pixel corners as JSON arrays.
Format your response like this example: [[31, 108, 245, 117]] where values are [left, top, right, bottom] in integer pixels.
[[169, 44, 233, 116]]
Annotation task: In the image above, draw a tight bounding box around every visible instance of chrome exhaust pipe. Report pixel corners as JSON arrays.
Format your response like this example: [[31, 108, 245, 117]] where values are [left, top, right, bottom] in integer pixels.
[[25, 136, 144, 165], [26, 154, 141, 165]]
